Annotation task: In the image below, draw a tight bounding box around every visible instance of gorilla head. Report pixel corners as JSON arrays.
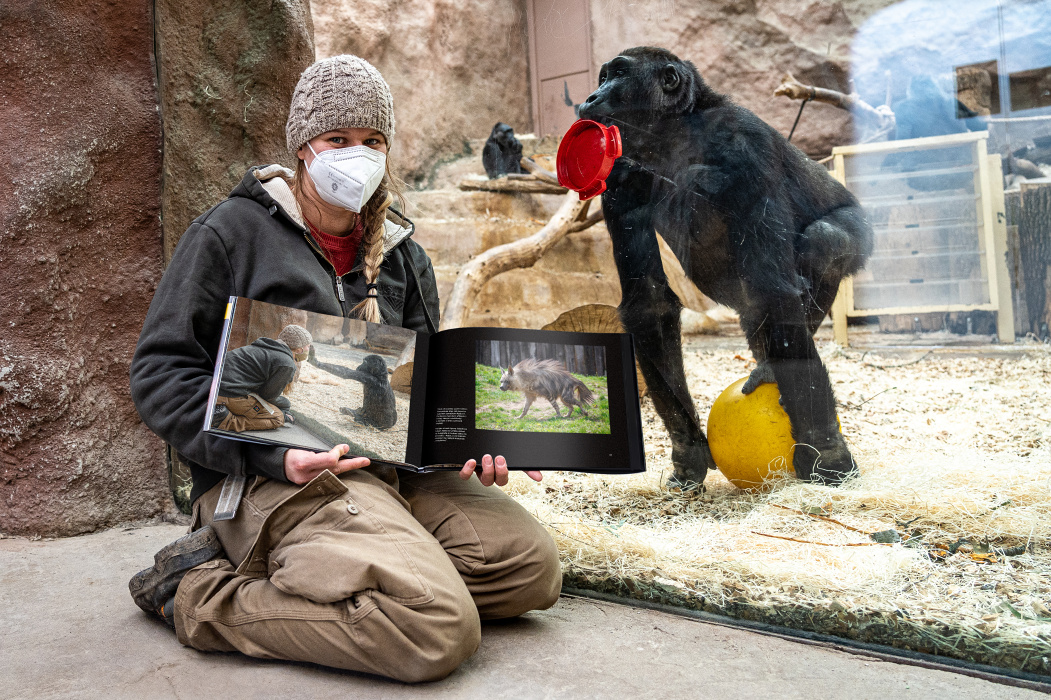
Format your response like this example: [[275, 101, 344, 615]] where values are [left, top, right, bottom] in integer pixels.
[[579, 48, 724, 154], [356, 354, 389, 378]]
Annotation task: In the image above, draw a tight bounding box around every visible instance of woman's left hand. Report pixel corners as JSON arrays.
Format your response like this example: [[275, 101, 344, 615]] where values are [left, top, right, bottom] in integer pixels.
[[460, 454, 542, 487]]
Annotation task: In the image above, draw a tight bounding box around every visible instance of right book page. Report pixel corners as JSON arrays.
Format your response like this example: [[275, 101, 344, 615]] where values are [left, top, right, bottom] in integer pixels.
[[416, 327, 645, 473]]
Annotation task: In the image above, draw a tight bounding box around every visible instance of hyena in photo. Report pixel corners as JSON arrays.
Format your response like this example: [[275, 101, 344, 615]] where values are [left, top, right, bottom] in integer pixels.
[[499, 359, 596, 419]]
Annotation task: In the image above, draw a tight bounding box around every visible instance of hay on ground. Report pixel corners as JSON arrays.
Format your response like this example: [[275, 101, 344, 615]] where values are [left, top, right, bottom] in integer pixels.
[[505, 339, 1051, 674]]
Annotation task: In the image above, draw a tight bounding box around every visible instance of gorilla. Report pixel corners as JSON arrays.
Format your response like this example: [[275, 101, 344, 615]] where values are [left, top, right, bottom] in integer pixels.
[[578, 47, 874, 488], [313, 354, 398, 430], [482, 122, 524, 178]]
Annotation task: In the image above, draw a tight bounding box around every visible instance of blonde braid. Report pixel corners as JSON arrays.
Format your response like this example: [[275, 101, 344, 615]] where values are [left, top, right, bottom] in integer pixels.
[[351, 187, 393, 323]]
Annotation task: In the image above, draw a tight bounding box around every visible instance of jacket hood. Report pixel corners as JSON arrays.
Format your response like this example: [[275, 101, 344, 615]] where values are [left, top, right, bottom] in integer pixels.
[[230, 165, 415, 254], [252, 336, 295, 357]]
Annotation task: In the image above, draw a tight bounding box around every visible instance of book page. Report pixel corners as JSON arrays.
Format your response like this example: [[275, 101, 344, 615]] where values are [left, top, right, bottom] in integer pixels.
[[204, 297, 429, 468], [420, 327, 645, 474]]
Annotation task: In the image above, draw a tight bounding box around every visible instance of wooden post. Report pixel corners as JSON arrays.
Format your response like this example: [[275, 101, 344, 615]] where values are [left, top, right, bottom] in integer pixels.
[[830, 153, 851, 346], [986, 154, 1015, 342], [1019, 182, 1051, 336], [832, 280, 850, 346]]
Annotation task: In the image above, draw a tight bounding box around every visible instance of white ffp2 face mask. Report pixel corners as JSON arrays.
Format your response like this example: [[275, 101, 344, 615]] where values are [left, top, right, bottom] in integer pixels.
[[305, 143, 387, 213]]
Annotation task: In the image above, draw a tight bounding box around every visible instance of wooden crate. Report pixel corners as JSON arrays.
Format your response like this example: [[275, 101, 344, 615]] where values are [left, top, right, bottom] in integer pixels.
[[829, 131, 1014, 345]]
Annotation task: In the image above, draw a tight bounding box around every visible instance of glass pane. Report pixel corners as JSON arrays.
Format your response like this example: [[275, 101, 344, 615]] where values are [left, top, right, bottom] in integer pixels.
[[843, 141, 991, 310]]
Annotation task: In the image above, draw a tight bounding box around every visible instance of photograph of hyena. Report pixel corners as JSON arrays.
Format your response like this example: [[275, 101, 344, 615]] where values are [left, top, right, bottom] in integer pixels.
[[500, 360, 596, 419], [475, 340, 611, 434]]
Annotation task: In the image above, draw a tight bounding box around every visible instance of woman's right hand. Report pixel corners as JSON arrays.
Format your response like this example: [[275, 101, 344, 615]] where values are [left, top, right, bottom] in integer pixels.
[[283, 445, 370, 484]]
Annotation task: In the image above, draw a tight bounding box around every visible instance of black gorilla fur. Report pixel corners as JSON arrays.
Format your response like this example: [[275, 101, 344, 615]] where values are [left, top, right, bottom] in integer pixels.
[[312, 354, 397, 429], [578, 47, 873, 488], [482, 122, 524, 178]]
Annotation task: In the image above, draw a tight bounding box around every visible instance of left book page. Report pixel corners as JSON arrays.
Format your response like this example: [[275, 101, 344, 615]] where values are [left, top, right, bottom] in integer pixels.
[[203, 297, 430, 469]]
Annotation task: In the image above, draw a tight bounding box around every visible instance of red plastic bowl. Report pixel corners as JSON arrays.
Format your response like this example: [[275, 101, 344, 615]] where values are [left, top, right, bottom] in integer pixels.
[[556, 120, 622, 200]]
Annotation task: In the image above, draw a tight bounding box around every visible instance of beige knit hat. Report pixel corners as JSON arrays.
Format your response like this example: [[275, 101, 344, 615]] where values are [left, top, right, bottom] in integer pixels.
[[286, 55, 396, 155], [277, 324, 312, 350]]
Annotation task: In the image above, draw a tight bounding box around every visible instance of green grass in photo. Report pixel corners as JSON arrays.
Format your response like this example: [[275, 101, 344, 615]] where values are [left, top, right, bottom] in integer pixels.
[[474, 363, 611, 434]]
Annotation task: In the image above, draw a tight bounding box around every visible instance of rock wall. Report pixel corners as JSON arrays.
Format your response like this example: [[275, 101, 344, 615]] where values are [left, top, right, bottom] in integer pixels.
[[311, 0, 898, 180], [155, 0, 316, 511], [586, 0, 899, 157], [310, 0, 533, 184], [0, 2, 169, 536], [155, 0, 316, 259], [0, 0, 317, 536]]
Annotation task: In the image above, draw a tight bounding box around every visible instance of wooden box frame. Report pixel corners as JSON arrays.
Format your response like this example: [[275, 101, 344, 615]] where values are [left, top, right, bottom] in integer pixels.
[[829, 131, 1014, 345]]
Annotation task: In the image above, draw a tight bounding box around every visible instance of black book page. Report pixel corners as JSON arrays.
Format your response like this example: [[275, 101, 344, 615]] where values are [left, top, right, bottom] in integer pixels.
[[420, 327, 645, 474]]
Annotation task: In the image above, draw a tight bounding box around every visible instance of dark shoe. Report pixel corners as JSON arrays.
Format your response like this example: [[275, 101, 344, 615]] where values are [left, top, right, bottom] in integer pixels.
[[157, 597, 176, 630], [129, 526, 223, 624], [211, 404, 229, 429]]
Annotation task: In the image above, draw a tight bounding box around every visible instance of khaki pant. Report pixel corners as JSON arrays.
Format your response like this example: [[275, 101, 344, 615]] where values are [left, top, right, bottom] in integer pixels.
[[216, 395, 285, 432], [175, 467, 561, 682]]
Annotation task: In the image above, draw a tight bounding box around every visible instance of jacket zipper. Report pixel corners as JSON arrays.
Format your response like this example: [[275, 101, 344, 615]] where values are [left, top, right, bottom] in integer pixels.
[[302, 232, 349, 317]]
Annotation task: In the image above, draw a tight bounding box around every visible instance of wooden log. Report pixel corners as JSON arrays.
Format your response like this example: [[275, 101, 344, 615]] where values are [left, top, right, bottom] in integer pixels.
[[774, 72, 894, 132], [440, 192, 588, 330], [520, 157, 561, 185], [542, 304, 648, 397], [458, 177, 567, 195], [389, 335, 416, 394], [1019, 182, 1051, 336], [655, 234, 716, 314]]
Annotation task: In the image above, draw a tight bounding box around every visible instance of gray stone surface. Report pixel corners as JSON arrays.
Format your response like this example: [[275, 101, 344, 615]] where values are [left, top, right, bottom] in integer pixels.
[[155, 0, 315, 261], [311, 0, 533, 184], [1, 524, 1045, 699]]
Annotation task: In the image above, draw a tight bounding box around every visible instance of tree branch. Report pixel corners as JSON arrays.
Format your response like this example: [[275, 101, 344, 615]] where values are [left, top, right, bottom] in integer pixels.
[[774, 72, 895, 132], [459, 176, 567, 195], [440, 192, 587, 330]]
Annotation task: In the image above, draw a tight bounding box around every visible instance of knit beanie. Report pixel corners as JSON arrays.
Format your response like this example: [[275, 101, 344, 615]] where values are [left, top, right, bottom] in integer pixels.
[[286, 55, 396, 155], [277, 324, 312, 350]]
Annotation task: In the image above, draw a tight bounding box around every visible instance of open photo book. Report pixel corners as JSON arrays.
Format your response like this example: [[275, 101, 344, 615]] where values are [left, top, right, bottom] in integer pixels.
[[204, 297, 646, 474]]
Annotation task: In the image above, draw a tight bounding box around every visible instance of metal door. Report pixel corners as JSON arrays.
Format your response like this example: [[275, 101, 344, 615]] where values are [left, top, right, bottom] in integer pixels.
[[526, 0, 594, 138]]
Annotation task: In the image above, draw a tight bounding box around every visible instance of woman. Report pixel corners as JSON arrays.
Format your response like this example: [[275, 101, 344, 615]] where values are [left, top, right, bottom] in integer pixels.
[[128, 55, 560, 682], [212, 324, 311, 432]]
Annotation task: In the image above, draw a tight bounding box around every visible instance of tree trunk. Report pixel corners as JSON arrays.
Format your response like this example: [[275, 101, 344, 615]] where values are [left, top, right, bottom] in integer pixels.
[[1019, 183, 1051, 336]]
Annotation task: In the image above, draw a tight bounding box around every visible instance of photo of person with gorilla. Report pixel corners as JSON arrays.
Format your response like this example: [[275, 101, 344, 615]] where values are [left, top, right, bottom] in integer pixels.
[[208, 299, 417, 463], [211, 324, 312, 433], [577, 46, 874, 489]]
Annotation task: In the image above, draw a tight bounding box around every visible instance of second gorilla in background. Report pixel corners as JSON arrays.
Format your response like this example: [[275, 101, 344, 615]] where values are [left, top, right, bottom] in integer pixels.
[[578, 46, 873, 488]]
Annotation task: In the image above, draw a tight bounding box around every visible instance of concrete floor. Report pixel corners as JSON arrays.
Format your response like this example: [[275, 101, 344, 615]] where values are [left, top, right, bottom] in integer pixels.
[[1, 524, 1046, 700]]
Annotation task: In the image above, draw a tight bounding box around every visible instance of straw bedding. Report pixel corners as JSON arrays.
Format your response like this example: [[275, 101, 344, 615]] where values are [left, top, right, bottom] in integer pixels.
[[504, 338, 1051, 674]]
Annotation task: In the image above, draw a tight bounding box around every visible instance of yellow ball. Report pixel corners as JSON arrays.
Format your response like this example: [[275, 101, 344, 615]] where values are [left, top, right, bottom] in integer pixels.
[[707, 377, 796, 491]]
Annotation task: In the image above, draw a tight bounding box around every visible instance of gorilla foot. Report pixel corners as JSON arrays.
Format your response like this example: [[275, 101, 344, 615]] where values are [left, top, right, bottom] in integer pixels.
[[340, 407, 368, 424], [792, 438, 857, 485], [666, 440, 716, 490], [741, 360, 776, 394], [667, 473, 705, 492]]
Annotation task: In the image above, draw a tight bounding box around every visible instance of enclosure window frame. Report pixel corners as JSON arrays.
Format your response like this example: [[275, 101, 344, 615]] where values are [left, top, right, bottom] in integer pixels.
[[829, 131, 1014, 345]]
